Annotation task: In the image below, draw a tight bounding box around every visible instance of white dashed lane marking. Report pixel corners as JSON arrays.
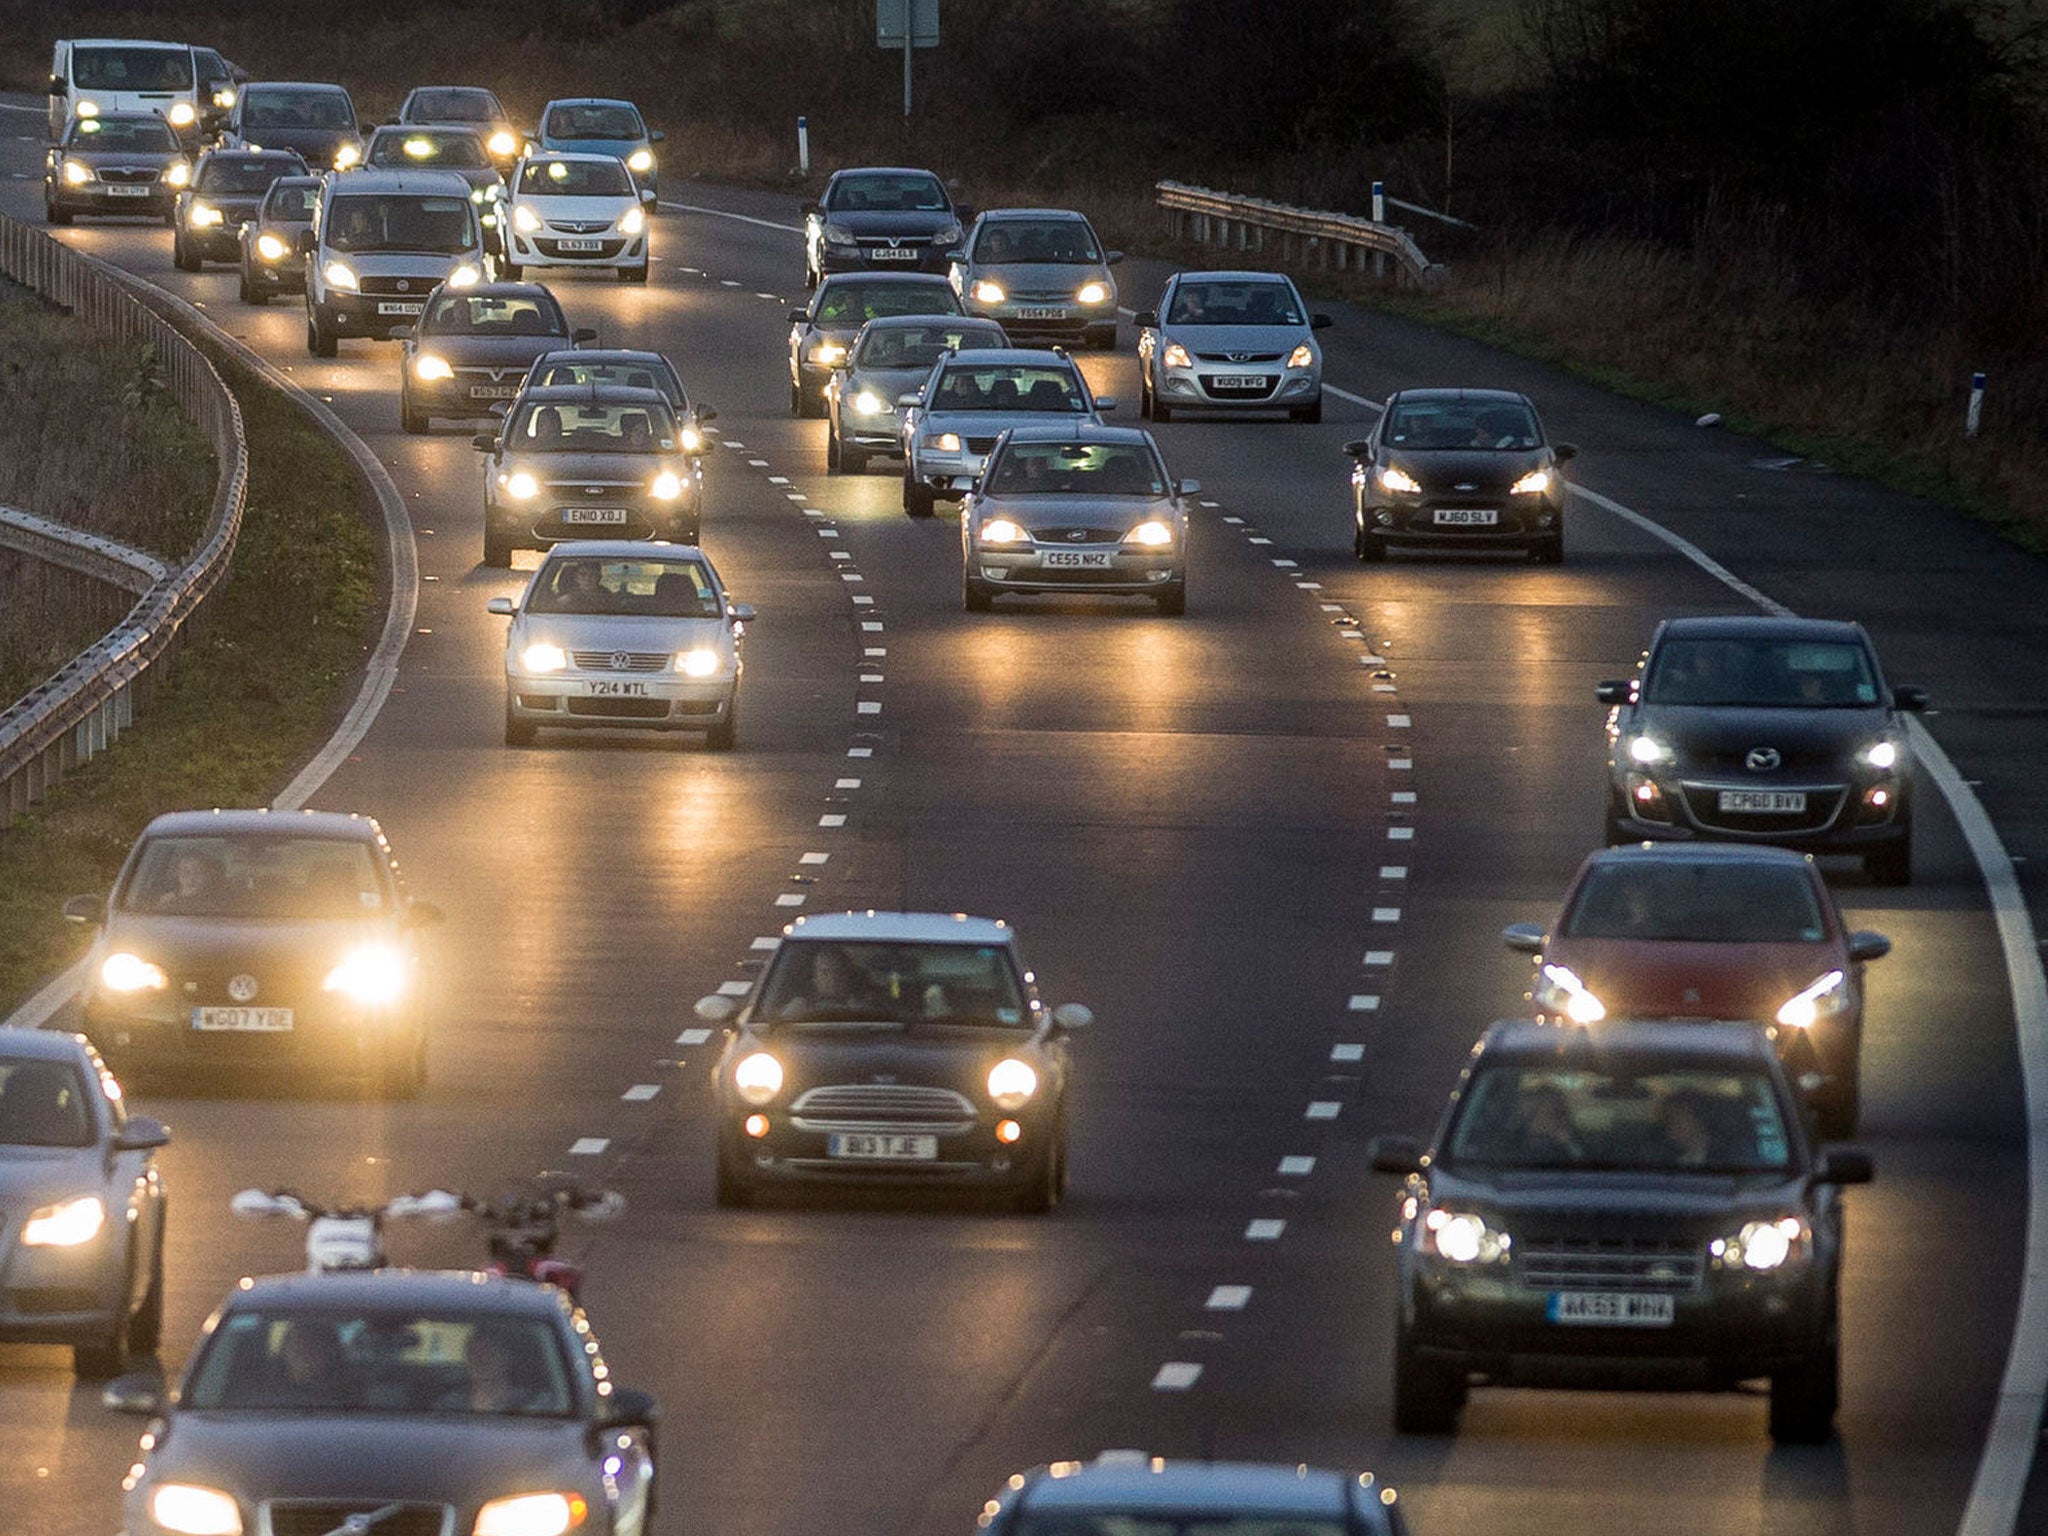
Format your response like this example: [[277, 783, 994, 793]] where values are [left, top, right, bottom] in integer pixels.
[[1305, 1101, 1341, 1121], [1246, 1219, 1287, 1241], [568, 1138, 610, 1156], [1372, 907, 1402, 922], [1278, 1156, 1316, 1176], [1332, 1043, 1366, 1063], [751, 936, 781, 950], [1364, 951, 1395, 966], [836, 778, 862, 789], [717, 980, 753, 995], [801, 852, 829, 865], [775, 893, 805, 907], [622, 1084, 660, 1102], [1389, 826, 1415, 840], [819, 814, 848, 827], [1348, 995, 1380, 1011], [857, 701, 882, 714], [1380, 866, 1408, 879], [848, 747, 874, 758], [1206, 1286, 1253, 1311], [1392, 791, 1416, 804], [677, 1028, 714, 1046], [1152, 1362, 1203, 1391]]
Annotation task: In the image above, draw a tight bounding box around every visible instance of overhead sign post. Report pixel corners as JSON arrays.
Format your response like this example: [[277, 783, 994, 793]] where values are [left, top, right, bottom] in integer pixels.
[[877, 0, 939, 118]]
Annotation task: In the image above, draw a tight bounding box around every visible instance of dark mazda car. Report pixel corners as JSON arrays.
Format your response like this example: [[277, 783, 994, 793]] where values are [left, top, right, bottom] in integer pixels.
[[110, 1269, 658, 1536], [1600, 616, 1926, 883], [694, 912, 1091, 1211], [1345, 387, 1575, 563], [803, 165, 969, 287], [173, 148, 306, 271], [1503, 843, 1891, 1137], [401, 281, 593, 432], [1369, 1020, 1871, 1444]]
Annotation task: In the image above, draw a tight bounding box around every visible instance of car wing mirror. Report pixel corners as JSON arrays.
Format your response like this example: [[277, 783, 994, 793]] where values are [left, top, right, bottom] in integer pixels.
[[1093, 395, 1117, 413], [897, 392, 922, 409], [1847, 930, 1891, 963], [486, 596, 516, 616], [114, 1116, 171, 1153], [1814, 1146, 1874, 1182], [1133, 310, 1158, 329], [1553, 442, 1579, 463], [788, 308, 810, 325], [1343, 438, 1372, 460], [640, 188, 657, 207], [1105, 250, 1125, 266], [1595, 680, 1632, 705], [954, 204, 977, 222], [405, 900, 446, 928], [1893, 684, 1928, 712], [695, 406, 717, 424], [649, 129, 667, 143], [729, 602, 757, 623], [63, 893, 104, 924], [943, 249, 965, 264], [48, 74, 68, 93], [1368, 1134, 1424, 1175], [694, 994, 740, 1023], [472, 432, 499, 452], [1176, 478, 1200, 497], [101, 1373, 164, 1416], [295, 228, 316, 255], [393, 324, 415, 341], [1052, 1003, 1093, 1031], [1311, 313, 1333, 330], [1501, 923, 1545, 955], [572, 327, 599, 344]]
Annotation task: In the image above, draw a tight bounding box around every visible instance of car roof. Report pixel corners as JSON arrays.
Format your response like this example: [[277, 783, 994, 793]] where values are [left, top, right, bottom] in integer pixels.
[[228, 1268, 571, 1314], [139, 808, 381, 841], [530, 348, 674, 370], [370, 123, 483, 140], [0, 1028, 94, 1065], [202, 148, 305, 161], [1001, 423, 1153, 447], [326, 169, 475, 196], [1654, 615, 1870, 645], [1390, 387, 1532, 407], [816, 271, 954, 288], [244, 82, 352, 97], [543, 97, 639, 111], [1587, 842, 1817, 869], [69, 38, 191, 50], [404, 85, 498, 101], [783, 911, 1015, 947], [978, 207, 1091, 222], [77, 113, 178, 127], [540, 539, 710, 560], [941, 347, 1074, 367], [1477, 1018, 1781, 1067], [268, 175, 322, 189], [859, 314, 1002, 332], [1020, 1459, 1369, 1517], [1174, 270, 1297, 285], [831, 165, 944, 180]]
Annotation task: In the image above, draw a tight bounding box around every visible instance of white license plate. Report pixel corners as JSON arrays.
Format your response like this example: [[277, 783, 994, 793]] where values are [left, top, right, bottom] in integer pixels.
[[828, 1132, 938, 1160], [1016, 306, 1067, 320], [1548, 1291, 1675, 1327], [555, 238, 605, 253], [1211, 375, 1267, 389], [585, 679, 650, 697], [104, 184, 153, 198], [561, 507, 629, 524], [376, 300, 425, 316], [1718, 790, 1808, 814], [468, 384, 521, 399], [868, 247, 920, 261], [193, 1006, 294, 1032], [1042, 551, 1113, 568], [1433, 507, 1500, 526]]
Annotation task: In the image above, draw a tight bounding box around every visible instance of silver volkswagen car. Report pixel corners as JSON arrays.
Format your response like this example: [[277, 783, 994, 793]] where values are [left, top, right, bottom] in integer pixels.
[[949, 207, 1122, 350], [1136, 269, 1331, 422], [825, 313, 1008, 474], [960, 423, 1192, 615], [900, 347, 1113, 516], [489, 541, 751, 749]]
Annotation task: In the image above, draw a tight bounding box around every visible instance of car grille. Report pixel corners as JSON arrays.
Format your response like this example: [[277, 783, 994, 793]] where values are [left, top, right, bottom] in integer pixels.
[[1200, 375, 1277, 400], [1029, 526, 1125, 544], [547, 218, 614, 234], [1685, 745, 1850, 774], [1195, 350, 1284, 363], [790, 1084, 976, 1134], [359, 276, 437, 297], [963, 436, 999, 454], [565, 697, 669, 719], [97, 167, 162, 185], [537, 238, 627, 260], [265, 1503, 452, 1536], [570, 650, 670, 672], [1514, 1235, 1704, 1294], [1679, 783, 1847, 834]]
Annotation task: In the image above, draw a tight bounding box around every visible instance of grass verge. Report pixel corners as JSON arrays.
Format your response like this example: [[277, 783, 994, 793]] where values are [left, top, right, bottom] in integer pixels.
[[0, 339, 378, 1016]]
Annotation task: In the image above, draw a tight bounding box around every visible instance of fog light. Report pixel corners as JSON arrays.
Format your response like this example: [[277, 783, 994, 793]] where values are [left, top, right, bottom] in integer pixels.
[[996, 1119, 1023, 1144], [1374, 510, 1395, 526], [743, 1114, 770, 1138], [1866, 787, 1890, 807], [1626, 774, 1671, 823]]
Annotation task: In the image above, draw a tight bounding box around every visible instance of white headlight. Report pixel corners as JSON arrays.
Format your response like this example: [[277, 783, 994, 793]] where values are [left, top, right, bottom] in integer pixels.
[[987, 1057, 1038, 1108], [1627, 734, 1667, 765], [971, 279, 1006, 305], [1125, 520, 1173, 547], [1162, 342, 1192, 369], [323, 260, 358, 291], [811, 340, 847, 366], [165, 161, 192, 188], [627, 147, 655, 173], [933, 433, 963, 453], [505, 471, 540, 500], [447, 263, 481, 288], [168, 102, 197, 127], [1424, 1209, 1510, 1264], [1077, 281, 1110, 305], [149, 1484, 243, 1536], [1862, 740, 1898, 770], [822, 222, 857, 246], [520, 642, 567, 673], [473, 1492, 587, 1536], [651, 470, 685, 501], [734, 1051, 784, 1105], [333, 142, 360, 170], [488, 130, 518, 158], [413, 354, 453, 382], [21, 1195, 106, 1248], [61, 159, 94, 186], [680, 426, 704, 453], [1511, 468, 1553, 495], [1719, 1216, 1805, 1272], [979, 518, 1030, 546], [1776, 969, 1848, 1028], [322, 944, 408, 1007], [676, 648, 720, 678], [1376, 464, 1422, 494], [75, 100, 99, 119], [101, 952, 167, 993], [620, 205, 645, 236], [513, 204, 542, 234], [1286, 342, 1314, 368], [256, 232, 289, 261], [853, 389, 887, 416], [1537, 964, 1606, 1024]]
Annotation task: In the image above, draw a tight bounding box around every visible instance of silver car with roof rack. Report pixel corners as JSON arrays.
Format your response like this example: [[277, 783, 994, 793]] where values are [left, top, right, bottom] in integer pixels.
[[899, 346, 1112, 516]]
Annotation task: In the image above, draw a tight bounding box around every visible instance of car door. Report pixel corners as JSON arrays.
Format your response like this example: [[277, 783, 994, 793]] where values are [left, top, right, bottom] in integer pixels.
[[97, 1078, 164, 1310]]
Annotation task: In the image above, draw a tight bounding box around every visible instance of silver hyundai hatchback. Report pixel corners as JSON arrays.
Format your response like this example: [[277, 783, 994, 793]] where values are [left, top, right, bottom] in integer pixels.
[[1136, 269, 1331, 422]]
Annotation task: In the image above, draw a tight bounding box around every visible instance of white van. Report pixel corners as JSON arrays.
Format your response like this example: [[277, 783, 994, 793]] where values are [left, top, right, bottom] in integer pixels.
[[47, 40, 236, 144]]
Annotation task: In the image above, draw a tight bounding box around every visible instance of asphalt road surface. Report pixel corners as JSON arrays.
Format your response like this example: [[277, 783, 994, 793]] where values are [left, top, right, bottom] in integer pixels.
[[2, 104, 2045, 1536]]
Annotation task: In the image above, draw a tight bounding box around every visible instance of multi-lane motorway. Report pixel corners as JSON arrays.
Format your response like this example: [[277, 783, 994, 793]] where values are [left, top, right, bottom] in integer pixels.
[[2, 99, 2046, 1535]]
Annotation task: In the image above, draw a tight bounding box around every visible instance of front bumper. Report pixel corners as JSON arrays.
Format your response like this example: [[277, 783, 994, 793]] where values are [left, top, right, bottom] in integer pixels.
[[507, 231, 647, 269], [1610, 768, 1908, 854], [316, 289, 434, 340], [50, 184, 173, 217], [486, 494, 701, 552], [969, 300, 1117, 340], [0, 1232, 128, 1345], [971, 544, 1182, 596], [507, 672, 735, 731], [83, 993, 419, 1080], [245, 243, 305, 291], [839, 404, 906, 453], [1363, 494, 1563, 547], [182, 221, 245, 261], [722, 1109, 1054, 1189], [1154, 363, 1319, 413], [819, 244, 948, 276]]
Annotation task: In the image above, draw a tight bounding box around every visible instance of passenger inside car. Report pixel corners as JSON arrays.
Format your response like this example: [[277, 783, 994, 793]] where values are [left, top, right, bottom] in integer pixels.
[[0, 1062, 94, 1148]]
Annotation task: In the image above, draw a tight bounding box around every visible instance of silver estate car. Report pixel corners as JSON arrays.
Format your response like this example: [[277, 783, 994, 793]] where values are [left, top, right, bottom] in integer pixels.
[[960, 423, 1192, 615], [489, 541, 751, 749], [900, 347, 1113, 517], [824, 313, 1008, 474], [950, 207, 1122, 349], [1136, 269, 1331, 422]]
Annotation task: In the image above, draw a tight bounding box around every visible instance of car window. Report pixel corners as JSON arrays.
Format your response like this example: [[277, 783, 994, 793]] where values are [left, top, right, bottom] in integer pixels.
[[509, 399, 680, 453], [973, 219, 1100, 264], [532, 361, 683, 408], [1564, 861, 1827, 943], [1165, 280, 1303, 326], [265, 182, 319, 220], [545, 103, 644, 140], [199, 158, 293, 194], [323, 195, 476, 255], [70, 47, 192, 92], [406, 89, 502, 124], [423, 293, 565, 337], [370, 131, 489, 169], [1446, 1065, 1795, 1174], [241, 89, 354, 131], [185, 1309, 575, 1416], [519, 158, 633, 197], [529, 557, 719, 617], [985, 441, 1165, 497], [121, 834, 389, 919], [0, 1059, 95, 1148], [855, 323, 1005, 368], [931, 364, 1086, 413], [1642, 638, 1879, 708], [815, 280, 959, 323], [1383, 399, 1540, 450], [69, 118, 178, 152], [758, 942, 1027, 1027], [828, 172, 949, 212]]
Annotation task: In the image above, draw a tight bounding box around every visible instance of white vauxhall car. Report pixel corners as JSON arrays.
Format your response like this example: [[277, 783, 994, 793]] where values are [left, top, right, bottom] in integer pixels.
[[503, 151, 653, 283]]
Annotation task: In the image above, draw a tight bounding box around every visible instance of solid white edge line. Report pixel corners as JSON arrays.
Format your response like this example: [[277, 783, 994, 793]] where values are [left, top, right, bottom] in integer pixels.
[[1566, 473, 2047, 1536], [1324, 385, 1384, 413], [658, 201, 804, 237]]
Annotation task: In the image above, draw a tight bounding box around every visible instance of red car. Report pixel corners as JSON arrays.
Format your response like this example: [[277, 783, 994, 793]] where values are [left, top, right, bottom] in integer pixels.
[[1503, 843, 1889, 1137]]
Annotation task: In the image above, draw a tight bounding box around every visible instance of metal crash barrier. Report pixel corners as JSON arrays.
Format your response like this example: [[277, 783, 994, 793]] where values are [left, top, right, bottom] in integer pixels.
[[1155, 180, 1447, 287]]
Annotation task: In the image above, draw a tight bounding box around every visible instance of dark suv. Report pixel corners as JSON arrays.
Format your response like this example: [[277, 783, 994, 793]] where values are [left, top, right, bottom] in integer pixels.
[[1600, 616, 1926, 884], [1370, 1020, 1871, 1444]]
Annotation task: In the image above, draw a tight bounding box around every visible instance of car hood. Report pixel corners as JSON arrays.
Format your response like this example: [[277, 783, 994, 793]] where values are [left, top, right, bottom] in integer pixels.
[[845, 366, 928, 397], [255, 215, 312, 235], [1381, 446, 1547, 493], [504, 450, 673, 483], [145, 1412, 589, 1504], [513, 192, 635, 222], [973, 493, 1174, 530], [101, 913, 394, 972], [745, 1028, 1039, 1092], [1434, 1167, 1806, 1222], [417, 335, 573, 369], [973, 260, 1107, 290], [827, 209, 959, 238], [1543, 937, 1837, 1019], [513, 613, 726, 650], [66, 148, 183, 170], [1635, 704, 1886, 760], [246, 127, 357, 162], [0, 1146, 102, 1210], [1160, 322, 1308, 353]]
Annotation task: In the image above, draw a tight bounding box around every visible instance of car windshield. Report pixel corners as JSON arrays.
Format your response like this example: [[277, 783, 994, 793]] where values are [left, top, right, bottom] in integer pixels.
[[1384, 399, 1542, 450], [265, 182, 319, 220], [185, 1309, 575, 1416], [509, 399, 681, 453], [974, 219, 1101, 264], [814, 280, 959, 324], [199, 158, 292, 193], [407, 89, 502, 124], [323, 195, 476, 254], [546, 103, 644, 140], [758, 942, 1027, 1027], [854, 322, 1004, 368], [519, 157, 633, 197], [930, 364, 1086, 413], [1565, 860, 1828, 943], [1643, 638, 1880, 708], [423, 292, 564, 337], [120, 834, 388, 919], [531, 360, 683, 408], [1013, 1519, 1345, 1536], [1446, 1064, 1796, 1174], [528, 557, 720, 617], [71, 46, 192, 92], [1166, 280, 1303, 326], [985, 441, 1166, 497], [69, 118, 177, 152], [241, 89, 355, 130], [828, 172, 949, 212], [371, 131, 489, 169], [0, 1059, 94, 1149]]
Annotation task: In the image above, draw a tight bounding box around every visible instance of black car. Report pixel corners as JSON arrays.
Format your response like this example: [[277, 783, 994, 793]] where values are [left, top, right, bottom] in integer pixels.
[[1345, 387, 1575, 563], [1370, 1019, 1871, 1443], [694, 912, 1091, 1211], [1600, 615, 1926, 883], [219, 80, 363, 173], [787, 270, 961, 416], [401, 281, 594, 433], [172, 148, 306, 271], [110, 1269, 659, 1536], [803, 165, 969, 287], [238, 174, 318, 303], [44, 113, 189, 225], [399, 84, 523, 174]]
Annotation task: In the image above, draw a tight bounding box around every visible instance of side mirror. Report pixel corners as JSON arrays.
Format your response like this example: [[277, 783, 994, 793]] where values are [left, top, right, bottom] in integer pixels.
[[1553, 442, 1578, 464], [1343, 438, 1372, 460], [101, 1374, 164, 1416], [471, 432, 498, 452], [1368, 1135, 1424, 1176], [649, 129, 666, 143], [897, 392, 922, 409], [954, 204, 977, 222], [1310, 313, 1333, 330], [48, 75, 68, 94], [63, 893, 104, 925], [486, 597, 516, 616], [1133, 310, 1157, 329], [1848, 930, 1892, 963], [1105, 250, 1125, 266], [1893, 685, 1928, 713], [114, 1116, 171, 1153], [1176, 478, 1201, 498], [1052, 1003, 1093, 1031], [405, 900, 446, 928], [600, 1385, 660, 1430], [943, 250, 965, 264], [1093, 395, 1117, 413], [788, 309, 810, 325], [1814, 1146, 1874, 1183], [697, 407, 718, 424], [640, 189, 657, 208], [729, 603, 756, 623], [1501, 923, 1545, 955], [572, 327, 599, 344], [1595, 680, 1631, 705], [694, 994, 740, 1023]]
